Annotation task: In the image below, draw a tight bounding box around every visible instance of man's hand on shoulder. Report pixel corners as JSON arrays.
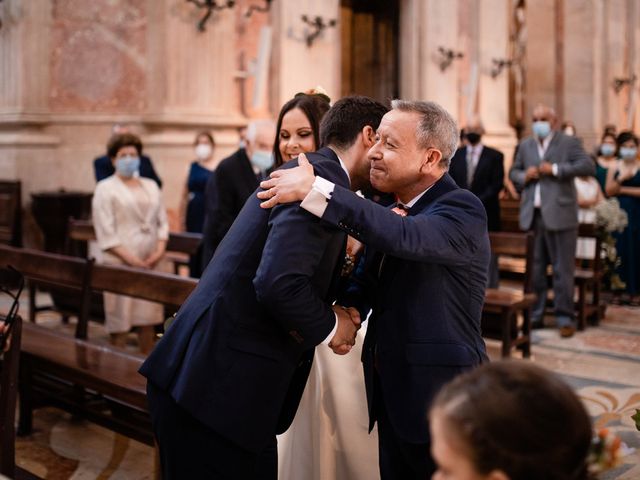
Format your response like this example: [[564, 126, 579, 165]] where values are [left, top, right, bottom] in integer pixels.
[[257, 153, 315, 208]]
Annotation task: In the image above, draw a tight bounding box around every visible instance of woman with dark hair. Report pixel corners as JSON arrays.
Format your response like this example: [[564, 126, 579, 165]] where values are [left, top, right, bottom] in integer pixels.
[[276, 91, 381, 480], [596, 132, 618, 193], [605, 131, 640, 305], [92, 133, 169, 353], [179, 131, 216, 277], [273, 90, 331, 168], [430, 361, 592, 480]]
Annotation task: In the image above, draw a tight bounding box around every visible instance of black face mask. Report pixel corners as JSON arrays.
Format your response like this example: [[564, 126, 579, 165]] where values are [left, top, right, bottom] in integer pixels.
[[466, 132, 481, 145]]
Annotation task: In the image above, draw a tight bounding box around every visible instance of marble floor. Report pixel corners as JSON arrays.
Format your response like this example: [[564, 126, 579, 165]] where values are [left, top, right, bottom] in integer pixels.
[[6, 293, 640, 479]]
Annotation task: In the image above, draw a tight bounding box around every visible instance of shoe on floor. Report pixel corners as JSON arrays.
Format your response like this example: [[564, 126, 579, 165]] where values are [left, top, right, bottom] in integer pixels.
[[559, 326, 576, 338]]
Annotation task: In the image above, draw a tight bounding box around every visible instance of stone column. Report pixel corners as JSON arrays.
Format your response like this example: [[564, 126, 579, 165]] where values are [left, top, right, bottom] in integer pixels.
[[271, 0, 341, 107], [562, 0, 600, 148], [525, 0, 558, 117], [477, 0, 517, 166]]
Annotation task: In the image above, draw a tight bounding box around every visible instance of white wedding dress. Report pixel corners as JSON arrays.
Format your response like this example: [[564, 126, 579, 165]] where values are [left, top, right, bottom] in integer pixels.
[[277, 323, 380, 480]]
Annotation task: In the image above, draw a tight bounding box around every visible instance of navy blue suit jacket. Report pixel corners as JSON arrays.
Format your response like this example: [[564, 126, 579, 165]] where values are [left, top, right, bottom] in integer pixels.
[[140, 147, 348, 452], [449, 145, 504, 231], [93, 154, 162, 188], [330, 173, 490, 443], [201, 148, 259, 269]]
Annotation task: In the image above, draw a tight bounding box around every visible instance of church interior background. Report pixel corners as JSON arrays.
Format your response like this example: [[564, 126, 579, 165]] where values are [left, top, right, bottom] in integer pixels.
[[1, 0, 639, 244]]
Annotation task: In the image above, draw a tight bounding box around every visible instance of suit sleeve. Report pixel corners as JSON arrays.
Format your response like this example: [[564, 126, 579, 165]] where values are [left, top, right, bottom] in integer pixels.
[[142, 156, 163, 188], [509, 143, 526, 189], [476, 150, 504, 203], [93, 157, 112, 183], [322, 186, 486, 267], [556, 137, 595, 180], [208, 163, 238, 252], [253, 160, 349, 350]]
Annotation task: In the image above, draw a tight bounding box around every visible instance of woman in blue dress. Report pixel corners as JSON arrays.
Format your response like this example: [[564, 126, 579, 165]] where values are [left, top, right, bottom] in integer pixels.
[[180, 131, 216, 277], [595, 132, 617, 194], [605, 131, 640, 305]]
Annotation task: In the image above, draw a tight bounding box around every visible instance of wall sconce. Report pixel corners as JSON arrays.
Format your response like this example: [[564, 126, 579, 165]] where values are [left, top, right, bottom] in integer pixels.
[[245, 0, 272, 18], [613, 75, 637, 94], [437, 47, 464, 72], [186, 0, 235, 32], [301, 15, 337, 47], [490, 58, 513, 79]]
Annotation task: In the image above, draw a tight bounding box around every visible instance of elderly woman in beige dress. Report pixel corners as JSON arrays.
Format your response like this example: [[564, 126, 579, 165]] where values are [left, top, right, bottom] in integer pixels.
[[92, 133, 169, 354]]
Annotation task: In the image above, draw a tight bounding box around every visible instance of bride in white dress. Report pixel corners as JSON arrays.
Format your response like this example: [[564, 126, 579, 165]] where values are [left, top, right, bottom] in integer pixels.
[[273, 91, 379, 479]]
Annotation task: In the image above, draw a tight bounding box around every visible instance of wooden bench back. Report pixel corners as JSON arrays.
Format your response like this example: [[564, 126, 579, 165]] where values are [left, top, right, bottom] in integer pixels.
[[90, 263, 196, 309], [489, 231, 535, 293], [166, 232, 202, 256], [0, 245, 93, 338], [68, 219, 202, 256], [0, 245, 197, 339]]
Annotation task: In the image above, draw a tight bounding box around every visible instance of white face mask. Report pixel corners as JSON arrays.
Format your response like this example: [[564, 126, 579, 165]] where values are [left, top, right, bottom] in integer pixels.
[[250, 150, 274, 171], [195, 143, 213, 160]]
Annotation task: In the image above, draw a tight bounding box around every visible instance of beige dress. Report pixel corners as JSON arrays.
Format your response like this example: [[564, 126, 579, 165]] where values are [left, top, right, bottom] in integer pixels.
[[92, 175, 169, 334]]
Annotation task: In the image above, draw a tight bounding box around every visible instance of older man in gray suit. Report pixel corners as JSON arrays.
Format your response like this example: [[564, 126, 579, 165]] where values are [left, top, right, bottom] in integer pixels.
[[510, 104, 594, 337]]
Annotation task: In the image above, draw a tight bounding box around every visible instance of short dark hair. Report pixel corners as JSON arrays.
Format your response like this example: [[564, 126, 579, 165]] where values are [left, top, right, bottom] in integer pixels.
[[107, 133, 143, 159], [194, 131, 215, 146], [432, 362, 592, 480], [320, 95, 388, 150], [616, 130, 639, 149], [273, 94, 331, 168]]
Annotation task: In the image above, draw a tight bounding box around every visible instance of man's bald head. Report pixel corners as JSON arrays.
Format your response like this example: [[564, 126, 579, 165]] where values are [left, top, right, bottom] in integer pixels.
[[532, 104, 557, 124]]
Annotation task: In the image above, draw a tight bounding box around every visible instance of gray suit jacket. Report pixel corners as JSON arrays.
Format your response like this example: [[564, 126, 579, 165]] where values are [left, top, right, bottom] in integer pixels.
[[509, 132, 594, 231]]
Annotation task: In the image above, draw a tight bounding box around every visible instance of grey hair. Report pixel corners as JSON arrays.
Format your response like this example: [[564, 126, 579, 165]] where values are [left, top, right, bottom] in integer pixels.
[[390, 99, 459, 169], [246, 119, 275, 143]]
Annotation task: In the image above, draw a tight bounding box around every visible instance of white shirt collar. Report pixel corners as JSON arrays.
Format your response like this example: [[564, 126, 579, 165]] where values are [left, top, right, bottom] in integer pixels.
[[400, 178, 441, 209], [336, 153, 351, 186]]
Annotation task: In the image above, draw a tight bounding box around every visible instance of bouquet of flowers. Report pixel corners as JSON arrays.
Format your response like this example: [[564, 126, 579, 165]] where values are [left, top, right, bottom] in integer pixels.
[[594, 198, 628, 291], [588, 428, 634, 475]]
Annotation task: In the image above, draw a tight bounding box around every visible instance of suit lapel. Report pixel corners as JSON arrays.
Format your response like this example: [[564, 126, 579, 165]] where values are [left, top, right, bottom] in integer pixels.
[[378, 174, 458, 277], [471, 147, 489, 188], [408, 173, 458, 216], [543, 132, 562, 163]]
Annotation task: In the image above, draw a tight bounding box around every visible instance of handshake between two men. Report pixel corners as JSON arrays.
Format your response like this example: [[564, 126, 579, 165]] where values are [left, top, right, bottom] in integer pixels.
[[328, 304, 362, 355]]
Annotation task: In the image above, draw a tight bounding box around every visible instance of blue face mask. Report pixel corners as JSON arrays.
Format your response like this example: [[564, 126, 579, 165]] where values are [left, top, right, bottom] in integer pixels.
[[250, 150, 274, 171], [600, 144, 616, 157], [619, 147, 638, 161], [115, 155, 140, 178], [532, 121, 551, 139]]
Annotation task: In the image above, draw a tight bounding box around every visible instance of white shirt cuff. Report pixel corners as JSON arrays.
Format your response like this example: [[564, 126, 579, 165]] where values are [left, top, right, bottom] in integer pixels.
[[552, 163, 559, 176], [300, 176, 335, 218], [321, 311, 338, 345]]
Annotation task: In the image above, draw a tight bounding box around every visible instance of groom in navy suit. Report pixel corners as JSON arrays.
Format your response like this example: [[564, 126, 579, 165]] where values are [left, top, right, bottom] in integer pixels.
[[259, 100, 490, 479], [140, 96, 388, 479]]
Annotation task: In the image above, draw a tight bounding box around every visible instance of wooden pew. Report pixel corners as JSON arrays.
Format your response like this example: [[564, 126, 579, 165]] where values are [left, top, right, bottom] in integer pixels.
[[67, 218, 203, 275], [0, 315, 21, 478], [0, 246, 197, 446], [165, 231, 203, 275], [496, 224, 604, 330], [482, 232, 536, 358], [575, 223, 604, 330], [0, 245, 93, 337]]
